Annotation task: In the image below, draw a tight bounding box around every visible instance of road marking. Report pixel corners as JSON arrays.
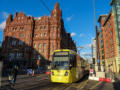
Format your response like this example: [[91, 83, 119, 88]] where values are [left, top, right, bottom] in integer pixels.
[[77, 80, 88, 89], [89, 81, 102, 90]]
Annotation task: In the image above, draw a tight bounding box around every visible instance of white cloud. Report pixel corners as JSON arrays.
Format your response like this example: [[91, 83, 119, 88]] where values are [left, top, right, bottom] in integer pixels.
[[85, 44, 92, 48], [71, 32, 76, 37], [80, 33, 84, 37], [66, 15, 74, 21], [1, 12, 9, 19], [0, 12, 9, 31], [81, 52, 91, 56], [0, 20, 6, 31]]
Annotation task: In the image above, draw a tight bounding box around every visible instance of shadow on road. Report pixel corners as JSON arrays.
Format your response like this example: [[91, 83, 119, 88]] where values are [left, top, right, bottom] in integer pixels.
[[113, 80, 120, 90], [76, 74, 89, 83], [1, 84, 16, 90]]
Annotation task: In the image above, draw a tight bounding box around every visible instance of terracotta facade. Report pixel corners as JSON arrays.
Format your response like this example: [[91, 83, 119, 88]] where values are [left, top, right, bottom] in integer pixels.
[[2, 3, 76, 66]]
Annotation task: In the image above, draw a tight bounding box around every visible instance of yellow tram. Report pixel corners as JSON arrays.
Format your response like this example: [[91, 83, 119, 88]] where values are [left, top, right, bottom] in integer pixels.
[[51, 49, 86, 83]]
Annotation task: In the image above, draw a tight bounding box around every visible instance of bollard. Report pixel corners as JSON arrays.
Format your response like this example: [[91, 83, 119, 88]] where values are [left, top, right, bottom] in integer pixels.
[[0, 61, 3, 87]]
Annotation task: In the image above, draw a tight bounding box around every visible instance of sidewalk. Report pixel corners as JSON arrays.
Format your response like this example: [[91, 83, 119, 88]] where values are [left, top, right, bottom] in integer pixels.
[[1, 72, 46, 82], [1, 74, 29, 82], [115, 73, 120, 84]]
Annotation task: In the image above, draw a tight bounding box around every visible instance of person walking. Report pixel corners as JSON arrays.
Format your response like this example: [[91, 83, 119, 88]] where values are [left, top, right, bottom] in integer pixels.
[[10, 64, 18, 86]]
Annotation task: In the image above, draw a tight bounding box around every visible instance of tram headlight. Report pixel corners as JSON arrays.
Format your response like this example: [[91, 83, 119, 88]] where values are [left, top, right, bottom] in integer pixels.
[[52, 71, 54, 75], [64, 71, 68, 76]]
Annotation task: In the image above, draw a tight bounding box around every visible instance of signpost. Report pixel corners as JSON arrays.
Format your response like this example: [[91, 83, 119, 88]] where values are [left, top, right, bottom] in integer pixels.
[[0, 61, 3, 87]]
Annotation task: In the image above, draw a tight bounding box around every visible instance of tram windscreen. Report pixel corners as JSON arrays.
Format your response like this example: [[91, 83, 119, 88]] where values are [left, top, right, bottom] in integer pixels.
[[52, 52, 69, 70]]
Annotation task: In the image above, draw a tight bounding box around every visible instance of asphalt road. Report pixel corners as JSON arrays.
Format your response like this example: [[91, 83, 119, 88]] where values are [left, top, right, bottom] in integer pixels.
[[1, 74, 120, 90]]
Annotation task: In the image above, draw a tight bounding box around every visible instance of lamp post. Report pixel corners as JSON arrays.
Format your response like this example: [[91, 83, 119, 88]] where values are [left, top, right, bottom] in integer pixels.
[[92, 0, 100, 72]]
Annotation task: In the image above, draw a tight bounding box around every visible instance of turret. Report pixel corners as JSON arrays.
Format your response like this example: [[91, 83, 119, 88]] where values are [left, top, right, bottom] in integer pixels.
[[51, 2, 62, 19], [6, 14, 13, 26]]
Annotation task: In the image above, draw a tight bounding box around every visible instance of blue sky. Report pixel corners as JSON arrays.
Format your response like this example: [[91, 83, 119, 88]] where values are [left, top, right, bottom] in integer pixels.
[[0, 0, 111, 59]]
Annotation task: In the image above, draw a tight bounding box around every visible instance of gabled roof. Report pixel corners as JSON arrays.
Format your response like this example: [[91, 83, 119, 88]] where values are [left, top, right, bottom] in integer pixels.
[[98, 14, 108, 23], [103, 10, 112, 26]]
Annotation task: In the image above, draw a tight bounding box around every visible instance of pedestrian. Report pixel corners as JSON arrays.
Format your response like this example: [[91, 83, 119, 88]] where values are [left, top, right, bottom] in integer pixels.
[[10, 64, 18, 86]]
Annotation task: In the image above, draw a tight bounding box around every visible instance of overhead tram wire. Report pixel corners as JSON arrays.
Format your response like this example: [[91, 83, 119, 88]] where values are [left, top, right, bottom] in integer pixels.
[[40, 0, 51, 13]]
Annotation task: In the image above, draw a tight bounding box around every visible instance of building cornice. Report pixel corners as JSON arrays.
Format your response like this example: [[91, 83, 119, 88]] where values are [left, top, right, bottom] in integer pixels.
[[98, 14, 108, 23], [103, 10, 112, 26]]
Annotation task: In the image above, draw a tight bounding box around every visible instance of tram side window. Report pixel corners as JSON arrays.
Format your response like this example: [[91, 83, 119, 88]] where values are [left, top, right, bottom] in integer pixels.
[[70, 55, 76, 67]]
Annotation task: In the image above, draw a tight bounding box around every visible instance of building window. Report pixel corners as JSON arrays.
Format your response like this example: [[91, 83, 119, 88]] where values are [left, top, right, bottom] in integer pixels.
[[21, 17, 24, 19], [18, 40, 23, 45], [34, 34, 38, 37], [40, 33, 43, 37], [20, 34, 24, 38], [16, 52, 22, 58], [8, 53, 15, 60], [53, 32, 55, 39], [13, 27, 17, 31], [52, 43, 54, 52], [20, 27, 24, 30], [38, 44, 42, 53], [25, 47, 29, 51], [33, 50, 37, 54], [12, 35, 16, 38], [53, 26, 56, 30], [12, 40, 16, 46], [44, 33, 47, 37], [40, 26, 43, 30], [18, 17, 20, 20], [38, 48, 41, 53], [53, 14, 56, 17], [44, 26, 46, 29], [34, 26, 37, 30], [38, 44, 42, 48], [43, 43, 47, 52], [28, 34, 32, 38], [34, 43, 36, 48]]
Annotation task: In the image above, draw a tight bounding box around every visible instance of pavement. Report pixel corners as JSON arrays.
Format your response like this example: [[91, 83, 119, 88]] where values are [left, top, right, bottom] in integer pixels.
[[1, 74, 120, 90], [1, 74, 28, 82], [115, 73, 120, 87]]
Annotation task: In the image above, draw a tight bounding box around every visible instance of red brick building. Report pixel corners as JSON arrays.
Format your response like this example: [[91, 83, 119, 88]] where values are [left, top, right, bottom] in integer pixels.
[[2, 3, 76, 67], [98, 11, 118, 73]]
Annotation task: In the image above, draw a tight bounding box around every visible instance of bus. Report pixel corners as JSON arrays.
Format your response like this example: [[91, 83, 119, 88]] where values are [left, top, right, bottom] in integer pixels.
[[51, 49, 85, 83]]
